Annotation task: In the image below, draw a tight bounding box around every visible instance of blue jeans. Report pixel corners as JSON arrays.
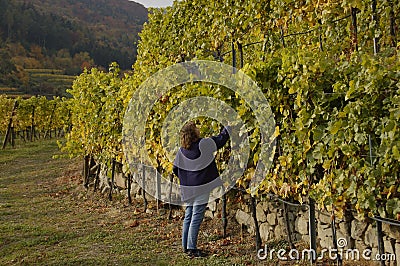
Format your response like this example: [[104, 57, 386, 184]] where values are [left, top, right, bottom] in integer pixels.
[[182, 196, 208, 250]]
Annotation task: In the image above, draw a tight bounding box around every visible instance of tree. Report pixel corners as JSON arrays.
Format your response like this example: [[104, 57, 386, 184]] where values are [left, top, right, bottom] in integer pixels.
[[0, 46, 17, 86]]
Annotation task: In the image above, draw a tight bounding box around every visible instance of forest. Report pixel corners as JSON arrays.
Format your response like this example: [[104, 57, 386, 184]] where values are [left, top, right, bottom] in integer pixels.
[[0, 0, 147, 95]]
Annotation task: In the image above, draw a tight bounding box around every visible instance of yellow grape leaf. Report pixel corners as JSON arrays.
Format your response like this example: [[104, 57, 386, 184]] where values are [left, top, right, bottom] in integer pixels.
[[320, 162, 329, 172], [273, 126, 280, 138], [392, 146, 400, 160], [330, 121, 342, 135]]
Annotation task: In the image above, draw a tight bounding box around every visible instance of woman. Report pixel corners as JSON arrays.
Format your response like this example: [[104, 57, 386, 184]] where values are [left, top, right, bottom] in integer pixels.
[[173, 121, 230, 258]]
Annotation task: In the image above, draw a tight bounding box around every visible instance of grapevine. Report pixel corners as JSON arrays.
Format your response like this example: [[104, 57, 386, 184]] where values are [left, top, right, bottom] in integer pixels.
[[61, 0, 399, 219]]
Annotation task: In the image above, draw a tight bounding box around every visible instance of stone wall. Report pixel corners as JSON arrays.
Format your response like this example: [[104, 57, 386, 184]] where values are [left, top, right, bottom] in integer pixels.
[[95, 166, 180, 202], [207, 198, 400, 266], [92, 165, 143, 199]]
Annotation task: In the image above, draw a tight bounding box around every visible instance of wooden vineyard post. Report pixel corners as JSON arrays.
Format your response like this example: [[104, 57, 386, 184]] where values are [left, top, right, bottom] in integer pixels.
[[368, 135, 385, 266], [30, 105, 35, 141], [283, 202, 296, 250], [83, 155, 90, 188], [109, 159, 116, 201], [11, 126, 15, 148], [376, 219, 385, 266], [2, 100, 19, 149], [318, 19, 324, 52], [142, 165, 148, 212], [44, 102, 57, 139], [93, 164, 100, 192], [231, 42, 236, 73], [250, 196, 261, 252], [371, 0, 380, 54], [262, 35, 268, 62], [309, 198, 317, 264], [222, 194, 227, 238], [280, 26, 286, 48], [331, 211, 343, 266], [237, 41, 244, 69], [219, 47, 228, 237], [168, 174, 173, 220], [155, 168, 161, 214], [389, 0, 397, 47], [351, 7, 359, 52], [127, 174, 132, 205], [220, 42, 238, 234]]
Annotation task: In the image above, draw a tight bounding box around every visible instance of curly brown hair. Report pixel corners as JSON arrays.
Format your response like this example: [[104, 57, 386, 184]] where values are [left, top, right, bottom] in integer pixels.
[[180, 121, 200, 149]]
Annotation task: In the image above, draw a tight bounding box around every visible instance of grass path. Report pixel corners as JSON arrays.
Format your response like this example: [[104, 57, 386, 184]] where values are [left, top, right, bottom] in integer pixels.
[[0, 140, 261, 266]]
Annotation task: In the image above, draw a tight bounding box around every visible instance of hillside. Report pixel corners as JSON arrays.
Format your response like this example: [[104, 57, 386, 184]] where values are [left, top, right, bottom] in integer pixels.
[[1, 0, 147, 70], [0, 0, 147, 96]]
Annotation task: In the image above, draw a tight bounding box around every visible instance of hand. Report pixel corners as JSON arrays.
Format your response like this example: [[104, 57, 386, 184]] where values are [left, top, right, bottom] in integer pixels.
[[223, 125, 231, 135]]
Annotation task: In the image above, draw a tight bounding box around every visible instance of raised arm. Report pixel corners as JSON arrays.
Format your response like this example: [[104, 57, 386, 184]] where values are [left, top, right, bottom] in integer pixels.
[[211, 126, 230, 149]]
